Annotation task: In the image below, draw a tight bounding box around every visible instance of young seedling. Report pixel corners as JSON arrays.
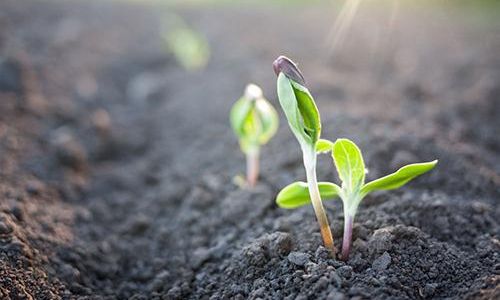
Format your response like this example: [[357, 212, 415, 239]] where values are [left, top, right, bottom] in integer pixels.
[[273, 56, 337, 254], [230, 84, 278, 187], [277, 137, 437, 260]]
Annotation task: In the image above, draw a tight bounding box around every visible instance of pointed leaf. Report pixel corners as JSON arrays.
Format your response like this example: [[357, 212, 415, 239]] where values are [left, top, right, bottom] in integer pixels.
[[276, 181, 341, 209], [360, 160, 438, 197], [332, 139, 365, 193], [276, 72, 320, 146]]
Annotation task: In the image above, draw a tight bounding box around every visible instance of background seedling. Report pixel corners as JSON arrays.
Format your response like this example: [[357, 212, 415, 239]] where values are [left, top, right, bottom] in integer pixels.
[[162, 13, 210, 72], [230, 84, 278, 187], [273, 56, 337, 254], [277, 138, 437, 260]]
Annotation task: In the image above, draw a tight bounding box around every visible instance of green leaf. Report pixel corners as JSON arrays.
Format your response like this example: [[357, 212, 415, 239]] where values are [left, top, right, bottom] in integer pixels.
[[292, 81, 321, 143], [332, 139, 365, 193], [254, 99, 279, 145], [276, 181, 341, 209], [230, 97, 253, 138], [360, 160, 438, 197], [316, 139, 334, 154], [163, 24, 210, 72], [276, 73, 321, 146]]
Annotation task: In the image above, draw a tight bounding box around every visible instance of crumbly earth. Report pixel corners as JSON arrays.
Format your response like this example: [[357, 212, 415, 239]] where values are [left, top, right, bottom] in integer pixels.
[[0, 0, 499, 299]]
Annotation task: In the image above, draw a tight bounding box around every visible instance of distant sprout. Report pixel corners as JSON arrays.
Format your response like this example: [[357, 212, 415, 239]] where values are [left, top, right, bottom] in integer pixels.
[[277, 137, 437, 260], [273, 56, 337, 254], [162, 14, 210, 71], [230, 84, 278, 187]]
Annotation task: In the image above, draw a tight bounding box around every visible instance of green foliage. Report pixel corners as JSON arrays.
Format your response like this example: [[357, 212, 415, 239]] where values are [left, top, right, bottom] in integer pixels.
[[332, 139, 365, 194], [276, 72, 320, 147], [230, 84, 278, 154], [276, 181, 340, 209], [274, 56, 336, 252], [276, 138, 437, 212], [273, 56, 437, 259], [316, 139, 334, 154], [360, 160, 438, 197], [162, 14, 210, 71]]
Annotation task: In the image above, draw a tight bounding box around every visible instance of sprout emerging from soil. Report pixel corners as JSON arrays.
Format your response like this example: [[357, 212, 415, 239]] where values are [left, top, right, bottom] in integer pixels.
[[273, 56, 337, 254], [230, 84, 278, 187], [277, 137, 437, 260]]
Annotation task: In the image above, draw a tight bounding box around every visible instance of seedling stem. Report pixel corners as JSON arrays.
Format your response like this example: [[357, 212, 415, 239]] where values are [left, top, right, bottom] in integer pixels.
[[304, 147, 336, 253], [246, 148, 260, 187]]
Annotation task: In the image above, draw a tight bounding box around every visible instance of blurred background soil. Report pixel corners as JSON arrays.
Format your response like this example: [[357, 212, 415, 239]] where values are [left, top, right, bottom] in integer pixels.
[[0, 0, 499, 299]]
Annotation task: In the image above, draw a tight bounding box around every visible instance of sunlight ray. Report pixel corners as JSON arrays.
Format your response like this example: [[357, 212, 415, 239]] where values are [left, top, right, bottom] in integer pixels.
[[326, 0, 362, 56]]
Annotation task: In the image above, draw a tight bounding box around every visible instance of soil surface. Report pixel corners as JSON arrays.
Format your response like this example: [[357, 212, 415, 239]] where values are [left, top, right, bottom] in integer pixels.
[[1, 0, 499, 299]]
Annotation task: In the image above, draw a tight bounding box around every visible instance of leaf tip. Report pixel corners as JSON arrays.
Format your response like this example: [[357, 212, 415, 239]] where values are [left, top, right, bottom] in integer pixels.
[[272, 55, 306, 86]]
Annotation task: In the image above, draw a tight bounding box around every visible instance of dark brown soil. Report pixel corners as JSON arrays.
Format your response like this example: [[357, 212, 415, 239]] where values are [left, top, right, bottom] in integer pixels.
[[1, 0, 499, 299]]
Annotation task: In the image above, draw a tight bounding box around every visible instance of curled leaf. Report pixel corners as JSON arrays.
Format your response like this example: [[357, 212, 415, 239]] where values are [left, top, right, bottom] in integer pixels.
[[276, 68, 321, 146]]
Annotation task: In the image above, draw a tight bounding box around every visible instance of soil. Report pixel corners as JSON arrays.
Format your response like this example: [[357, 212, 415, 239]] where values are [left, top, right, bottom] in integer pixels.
[[1, 0, 499, 299]]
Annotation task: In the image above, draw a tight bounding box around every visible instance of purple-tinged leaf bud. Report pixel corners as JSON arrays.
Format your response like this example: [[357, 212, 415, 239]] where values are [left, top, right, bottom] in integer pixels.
[[272, 55, 306, 86]]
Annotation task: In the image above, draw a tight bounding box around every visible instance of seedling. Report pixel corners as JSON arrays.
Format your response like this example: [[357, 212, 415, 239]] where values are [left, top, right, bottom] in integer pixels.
[[277, 137, 437, 260], [230, 84, 278, 187], [162, 13, 210, 71], [273, 56, 337, 254]]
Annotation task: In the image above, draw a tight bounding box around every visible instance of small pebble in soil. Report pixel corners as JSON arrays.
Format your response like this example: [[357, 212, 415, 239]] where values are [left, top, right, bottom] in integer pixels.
[[287, 252, 310, 267], [368, 227, 394, 254], [336, 266, 353, 279], [0, 220, 13, 235], [241, 232, 293, 267], [313, 276, 329, 292], [494, 263, 500, 274], [315, 246, 330, 260], [149, 270, 170, 292], [268, 232, 293, 256], [372, 251, 391, 272], [9, 205, 24, 222], [352, 238, 367, 253], [26, 181, 42, 196], [329, 271, 343, 288], [422, 283, 439, 298], [51, 127, 88, 172], [327, 290, 346, 300], [192, 247, 211, 269], [126, 215, 150, 235], [90, 108, 111, 135]]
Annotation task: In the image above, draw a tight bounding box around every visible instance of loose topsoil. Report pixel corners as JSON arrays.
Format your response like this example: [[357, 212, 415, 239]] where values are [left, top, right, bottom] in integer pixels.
[[0, 0, 499, 299]]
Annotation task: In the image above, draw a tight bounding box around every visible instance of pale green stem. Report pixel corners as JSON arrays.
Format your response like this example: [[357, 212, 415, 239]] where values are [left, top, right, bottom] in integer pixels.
[[303, 147, 337, 254]]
